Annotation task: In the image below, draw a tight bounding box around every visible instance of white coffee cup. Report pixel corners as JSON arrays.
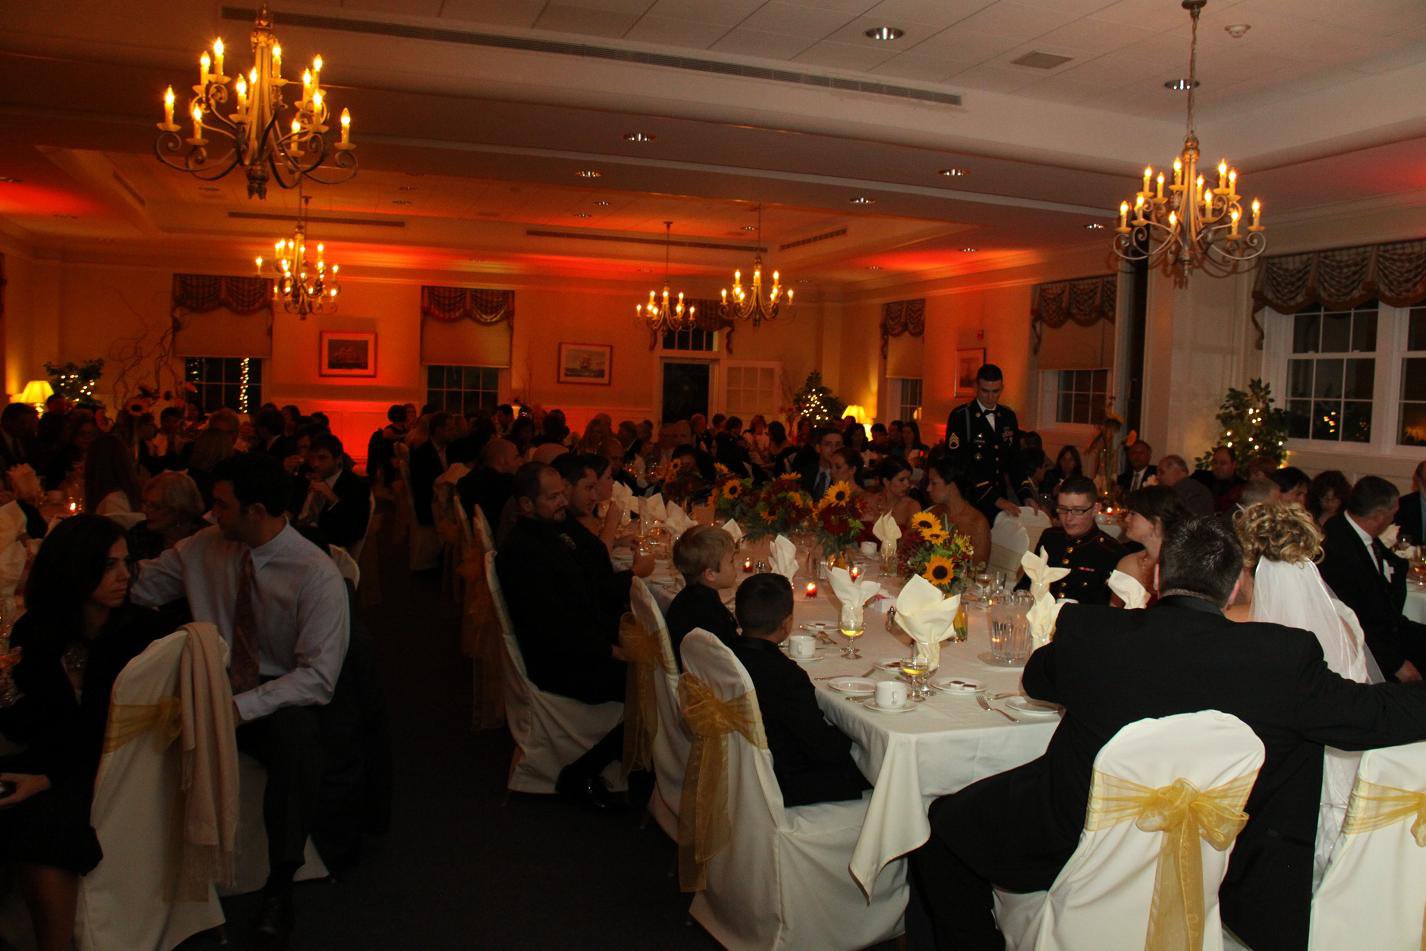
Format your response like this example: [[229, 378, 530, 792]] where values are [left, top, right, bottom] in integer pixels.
[[875, 680, 908, 709], [860, 541, 879, 557], [787, 634, 817, 659]]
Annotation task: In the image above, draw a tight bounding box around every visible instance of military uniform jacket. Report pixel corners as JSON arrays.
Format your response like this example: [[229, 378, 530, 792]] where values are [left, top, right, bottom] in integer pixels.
[[945, 401, 1019, 509], [1017, 525, 1125, 606]]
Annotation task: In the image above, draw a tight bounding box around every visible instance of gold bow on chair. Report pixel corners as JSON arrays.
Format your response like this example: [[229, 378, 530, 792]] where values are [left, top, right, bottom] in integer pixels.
[[1085, 770, 1257, 951], [677, 672, 766, 893], [1340, 777, 1426, 950], [103, 696, 182, 753], [620, 613, 670, 778]]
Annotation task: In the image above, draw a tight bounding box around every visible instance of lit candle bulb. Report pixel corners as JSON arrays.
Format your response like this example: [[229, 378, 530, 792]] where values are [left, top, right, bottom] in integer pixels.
[[1251, 198, 1262, 228], [1218, 159, 1228, 189], [68, 501, 77, 515], [340, 108, 351, 145], [1230, 208, 1241, 237], [255, 255, 263, 270], [212, 37, 224, 77], [1172, 157, 1183, 185], [1168, 210, 1178, 231], [190, 102, 204, 139], [804, 581, 818, 598], [312, 54, 322, 96], [1143, 166, 1152, 195], [235, 75, 248, 112], [272, 43, 282, 73], [743, 556, 754, 573], [786, 289, 794, 303], [302, 68, 313, 102], [311, 89, 323, 114], [720, 288, 728, 302], [1204, 186, 1213, 215], [1155, 172, 1164, 199], [200, 50, 211, 87], [162, 85, 175, 127], [1228, 168, 1238, 195], [290, 117, 302, 154], [1119, 200, 1129, 229]]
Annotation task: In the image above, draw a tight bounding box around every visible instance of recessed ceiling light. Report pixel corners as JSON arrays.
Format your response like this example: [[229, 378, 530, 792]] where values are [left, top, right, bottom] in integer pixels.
[[960, 247, 977, 252], [576, 169, 602, 178], [867, 265, 882, 271], [865, 26, 904, 41], [53, 214, 78, 220], [197, 185, 221, 193], [1225, 23, 1251, 39], [391, 199, 413, 206], [849, 196, 876, 205], [574, 212, 592, 218], [0, 175, 21, 184], [1164, 78, 1200, 91], [1084, 222, 1106, 231], [938, 167, 968, 177], [593, 200, 610, 207], [623, 131, 655, 143], [741, 225, 756, 232], [397, 184, 419, 192]]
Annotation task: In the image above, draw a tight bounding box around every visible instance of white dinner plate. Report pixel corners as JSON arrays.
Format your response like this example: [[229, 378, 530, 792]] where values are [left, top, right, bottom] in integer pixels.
[[978, 651, 1026, 668], [933, 677, 983, 693], [827, 678, 876, 696], [864, 700, 916, 714], [794, 655, 826, 665], [1005, 696, 1060, 716]]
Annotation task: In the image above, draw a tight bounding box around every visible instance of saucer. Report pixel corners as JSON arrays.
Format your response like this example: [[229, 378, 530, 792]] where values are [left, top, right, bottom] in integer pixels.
[[865, 699, 916, 714], [827, 678, 876, 696], [1005, 696, 1060, 716]]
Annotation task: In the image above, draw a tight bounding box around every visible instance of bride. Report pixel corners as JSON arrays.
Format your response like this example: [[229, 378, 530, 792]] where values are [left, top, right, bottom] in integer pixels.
[[1234, 501, 1378, 889]]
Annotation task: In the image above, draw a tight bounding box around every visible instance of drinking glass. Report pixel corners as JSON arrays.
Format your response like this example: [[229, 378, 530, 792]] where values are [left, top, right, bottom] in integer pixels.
[[838, 601, 866, 659], [900, 649, 931, 702], [973, 563, 994, 606]]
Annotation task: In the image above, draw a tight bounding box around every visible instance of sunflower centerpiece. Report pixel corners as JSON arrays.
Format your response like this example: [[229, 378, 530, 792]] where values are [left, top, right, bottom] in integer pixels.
[[811, 481, 864, 567], [711, 466, 754, 524], [746, 473, 812, 540], [898, 512, 975, 640]]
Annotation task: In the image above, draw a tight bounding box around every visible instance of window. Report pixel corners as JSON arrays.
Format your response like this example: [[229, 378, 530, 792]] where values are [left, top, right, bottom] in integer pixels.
[[185, 357, 261, 413], [1285, 301, 1376, 444], [1400, 306, 1426, 446], [426, 365, 500, 416], [1053, 369, 1109, 425], [887, 377, 923, 423], [724, 362, 780, 419], [661, 327, 717, 352]]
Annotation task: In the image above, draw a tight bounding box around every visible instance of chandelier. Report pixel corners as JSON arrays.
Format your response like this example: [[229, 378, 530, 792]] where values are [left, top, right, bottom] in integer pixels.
[[720, 203, 793, 327], [637, 221, 697, 334], [1112, 0, 1264, 283], [155, 4, 356, 199], [256, 194, 341, 318]]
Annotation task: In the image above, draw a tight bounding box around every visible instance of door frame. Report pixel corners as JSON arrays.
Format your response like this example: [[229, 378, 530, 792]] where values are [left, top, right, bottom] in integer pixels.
[[654, 354, 720, 423]]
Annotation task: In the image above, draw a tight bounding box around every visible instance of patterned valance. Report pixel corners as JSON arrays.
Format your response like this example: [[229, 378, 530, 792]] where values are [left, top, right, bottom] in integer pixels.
[[880, 299, 925, 357], [1030, 275, 1116, 353], [1252, 239, 1426, 315], [171, 274, 272, 317], [647, 299, 737, 354], [421, 286, 514, 325]]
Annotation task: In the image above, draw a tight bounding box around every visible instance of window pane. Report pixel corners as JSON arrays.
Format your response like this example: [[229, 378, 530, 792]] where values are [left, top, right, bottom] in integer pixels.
[[1321, 313, 1351, 353], [1312, 359, 1343, 398], [1311, 401, 1341, 441], [1400, 403, 1426, 446], [427, 366, 443, 389], [1352, 311, 1377, 352], [1410, 307, 1426, 351], [1342, 400, 1372, 443], [1287, 400, 1311, 439], [1071, 391, 1091, 424], [1293, 312, 1320, 353], [1403, 358, 1426, 402], [1288, 360, 1313, 398], [1058, 392, 1073, 423], [1343, 358, 1374, 400]]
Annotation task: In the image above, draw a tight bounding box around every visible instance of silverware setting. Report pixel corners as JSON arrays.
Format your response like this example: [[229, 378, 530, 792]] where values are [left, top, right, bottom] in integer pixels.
[[977, 693, 1018, 722]]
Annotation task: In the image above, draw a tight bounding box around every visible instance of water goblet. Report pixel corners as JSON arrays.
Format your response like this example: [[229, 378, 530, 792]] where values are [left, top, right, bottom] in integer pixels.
[[838, 601, 865, 659], [900, 649, 932, 702]]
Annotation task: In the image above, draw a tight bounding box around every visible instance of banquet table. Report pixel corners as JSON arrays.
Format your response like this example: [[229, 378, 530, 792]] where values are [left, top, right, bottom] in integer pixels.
[[639, 544, 1058, 896], [1406, 582, 1426, 625]]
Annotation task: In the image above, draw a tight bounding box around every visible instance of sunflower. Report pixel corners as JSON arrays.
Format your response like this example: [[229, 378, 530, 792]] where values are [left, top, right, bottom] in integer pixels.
[[922, 555, 957, 587], [724, 481, 744, 499], [920, 527, 950, 546], [825, 481, 854, 505], [909, 512, 941, 536], [714, 462, 731, 476]]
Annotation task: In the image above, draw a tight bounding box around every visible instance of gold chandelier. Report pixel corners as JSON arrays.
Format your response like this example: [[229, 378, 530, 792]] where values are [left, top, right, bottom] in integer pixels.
[[256, 194, 340, 318], [155, 4, 356, 199], [637, 221, 697, 334], [1112, 0, 1264, 283], [720, 203, 792, 327]]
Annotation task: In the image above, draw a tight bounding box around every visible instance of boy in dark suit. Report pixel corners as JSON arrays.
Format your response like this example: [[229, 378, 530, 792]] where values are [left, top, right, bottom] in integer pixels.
[[730, 574, 869, 808], [666, 525, 739, 664]]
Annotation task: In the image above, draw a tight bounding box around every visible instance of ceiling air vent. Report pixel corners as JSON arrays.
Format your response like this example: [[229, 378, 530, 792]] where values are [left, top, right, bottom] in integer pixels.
[[779, 227, 847, 252], [1011, 51, 1073, 70]]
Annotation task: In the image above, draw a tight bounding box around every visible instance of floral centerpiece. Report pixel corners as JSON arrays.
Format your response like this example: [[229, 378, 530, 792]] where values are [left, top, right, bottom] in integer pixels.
[[745, 473, 812, 540], [711, 466, 754, 523], [811, 481, 864, 564], [898, 512, 975, 640], [661, 457, 707, 507]]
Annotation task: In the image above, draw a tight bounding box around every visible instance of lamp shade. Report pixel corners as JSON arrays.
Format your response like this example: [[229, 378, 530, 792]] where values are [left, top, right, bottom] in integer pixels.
[[17, 379, 53, 410], [843, 404, 868, 423]]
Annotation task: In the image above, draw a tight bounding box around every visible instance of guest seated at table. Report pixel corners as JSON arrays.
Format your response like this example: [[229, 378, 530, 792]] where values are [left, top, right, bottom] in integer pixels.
[[496, 462, 629, 809], [730, 574, 870, 808], [1111, 485, 1189, 607], [925, 456, 989, 566], [889, 420, 928, 462], [1395, 460, 1426, 545], [1015, 476, 1124, 606], [558, 452, 623, 561], [152, 405, 189, 471], [255, 406, 295, 460], [126, 470, 207, 562], [1307, 469, 1350, 529], [292, 433, 371, 551], [83, 433, 142, 517], [1152, 453, 1214, 518], [862, 457, 923, 530], [1319, 476, 1426, 684], [1013, 446, 1052, 514], [910, 515, 1426, 951], [797, 428, 843, 502], [457, 437, 520, 537], [1270, 466, 1311, 509], [667, 526, 739, 662], [1115, 440, 1156, 495], [1237, 477, 1281, 511], [410, 412, 457, 527], [713, 416, 755, 478], [1039, 445, 1082, 498], [0, 402, 39, 470], [827, 446, 864, 492], [42, 412, 98, 493], [1192, 445, 1248, 512], [184, 428, 235, 511], [0, 516, 166, 951]]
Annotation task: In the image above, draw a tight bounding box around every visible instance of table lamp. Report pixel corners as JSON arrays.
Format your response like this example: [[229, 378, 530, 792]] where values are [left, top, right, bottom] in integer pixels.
[[17, 379, 53, 412]]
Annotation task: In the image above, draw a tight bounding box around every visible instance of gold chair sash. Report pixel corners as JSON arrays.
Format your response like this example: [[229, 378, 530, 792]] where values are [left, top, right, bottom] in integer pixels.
[[104, 696, 182, 753], [1084, 769, 1257, 951], [1340, 776, 1426, 950], [677, 672, 767, 892], [620, 613, 666, 778]]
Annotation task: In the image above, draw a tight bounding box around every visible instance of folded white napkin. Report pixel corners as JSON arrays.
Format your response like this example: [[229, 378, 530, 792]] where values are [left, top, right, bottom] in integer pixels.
[[721, 518, 743, 542], [1027, 598, 1068, 650], [643, 493, 668, 526], [770, 534, 799, 581], [0, 501, 28, 600], [664, 504, 696, 540], [435, 463, 470, 486], [893, 575, 961, 669], [6, 464, 41, 505], [827, 566, 882, 609], [1021, 547, 1070, 603], [611, 480, 637, 516], [1379, 524, 1401, 550], [872, 512, 901, 557], [1108, 569, 1150, 610]]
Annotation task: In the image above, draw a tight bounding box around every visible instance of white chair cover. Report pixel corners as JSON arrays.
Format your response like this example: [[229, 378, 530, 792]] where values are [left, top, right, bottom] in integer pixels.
[[75, 627, 227, 951], [344, 493, 376, 564], [330, 545, 360, 591], [1019, 509, 1052, 554], [628, 577, 688, 840], [680, 630, 906, 951], [397, 459, 440, 572], [472, 504, 495, 553], [995, 711, 1264, 951], [485, 550, 625, 794], [990, 512, 1031, 581], [1309, 741, 1426, 951]]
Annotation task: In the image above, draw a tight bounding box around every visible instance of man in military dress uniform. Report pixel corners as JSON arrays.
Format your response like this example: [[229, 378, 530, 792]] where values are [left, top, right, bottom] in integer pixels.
[[945, 363, 1021, 523], [1017, 475, 1124, 605]]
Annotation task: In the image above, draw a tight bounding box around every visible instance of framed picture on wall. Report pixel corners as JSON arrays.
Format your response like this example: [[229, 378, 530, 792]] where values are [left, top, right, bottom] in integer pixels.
[[557, 342, 612, 385], [319, 331, 377, 377], [954, 347, 987, 396]]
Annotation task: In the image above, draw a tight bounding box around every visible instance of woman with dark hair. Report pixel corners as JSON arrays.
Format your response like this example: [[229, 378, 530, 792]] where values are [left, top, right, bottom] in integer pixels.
[[925, 456, 990, 565], [42, 413, 99, 493], [0, 516, 166, 951], [828, 446, 864, 492], [1307, 470, 1351, 528], [768, 421, 797, 475], [1040, 445, 1084, 496], [83, 433, 142, 517], [843, 422, 869, 455], [1111, 484, 1191, 607], [861, 456, 923, 530], [891, 420, 928, 460]]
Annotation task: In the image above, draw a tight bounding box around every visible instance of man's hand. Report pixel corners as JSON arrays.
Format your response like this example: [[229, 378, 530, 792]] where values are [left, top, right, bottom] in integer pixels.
[[995, 498, 1022, 518], [631, 549, 656, 578], [308, 479, 337, 504], [0, 772, 51, 809], [1397, 660, 1422, 683], [283, 454, 305, 475]]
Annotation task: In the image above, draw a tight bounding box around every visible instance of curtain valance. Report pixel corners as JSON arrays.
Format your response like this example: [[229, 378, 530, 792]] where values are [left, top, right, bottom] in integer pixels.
[[171, 274, 273, 358], [1030, 275, 1116, 353], [420, 286, 514, 325], [880, 299, 925, 357], [171, 274, 272, 317], [1252, 239, 1426, 314]]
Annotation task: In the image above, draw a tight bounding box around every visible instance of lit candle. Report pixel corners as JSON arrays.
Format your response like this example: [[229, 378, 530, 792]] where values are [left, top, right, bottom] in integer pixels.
[[67, 501, 77, 515], [190, 102, 204, 139], [1228, 168, 1238, 195], [1251, 198, 1262, 228], [1204, 186, 1213, 215], [743, 556, 754, 573], [1230, 208, 1241, 238], [200, 50, 211, 87], [235, 75, 248, 113], [1119, 201, 1129, 229], [849, 564, 862, 582], [1217, 159, 1228, 190], [302, 68, 313, 104], [312, 54, 322, 97], [805, 581, 818, 598], [272, 43, 282, 73], [1134, 193, 1145, 222], [289, 117, 302, 155], [1172, 157, 1182, 186], [1143, 166, 1152, 195], [1168, 210, 1178, 229], [340, 108, 351, 145], [1155, 172, 1164, 199], [213, 38, 224, 77], [162, 85, 175, 127]]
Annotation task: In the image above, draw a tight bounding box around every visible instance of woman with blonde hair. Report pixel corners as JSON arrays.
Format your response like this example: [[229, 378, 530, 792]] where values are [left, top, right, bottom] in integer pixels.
[[125, 470, 206, 561]]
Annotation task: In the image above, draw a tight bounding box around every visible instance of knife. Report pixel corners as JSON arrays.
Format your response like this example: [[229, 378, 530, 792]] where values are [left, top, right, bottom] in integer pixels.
[[977, 693, 1018, 722]]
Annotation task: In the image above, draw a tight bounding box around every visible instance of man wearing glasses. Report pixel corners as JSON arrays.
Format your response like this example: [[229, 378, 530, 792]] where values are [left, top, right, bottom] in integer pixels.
[[945, 363, 1021, 523], [1017, 475, 1125, 605]]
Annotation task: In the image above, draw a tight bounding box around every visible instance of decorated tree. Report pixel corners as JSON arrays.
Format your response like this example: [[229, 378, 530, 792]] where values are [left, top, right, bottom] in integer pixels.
[[44, 359, 105, 408], [1196, 378, 1290, 469], [791, 371, 845, 427]]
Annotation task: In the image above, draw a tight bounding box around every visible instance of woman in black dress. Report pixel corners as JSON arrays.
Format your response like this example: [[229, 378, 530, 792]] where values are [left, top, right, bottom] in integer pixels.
[[0, 515, 166, 951]]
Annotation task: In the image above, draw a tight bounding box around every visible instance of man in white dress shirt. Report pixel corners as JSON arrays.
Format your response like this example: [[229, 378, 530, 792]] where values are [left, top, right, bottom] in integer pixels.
[[132, 451, 349, 948]]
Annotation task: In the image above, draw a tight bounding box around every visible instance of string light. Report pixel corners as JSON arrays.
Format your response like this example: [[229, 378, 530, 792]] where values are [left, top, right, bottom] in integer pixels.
[[238, 358, 251, 413]]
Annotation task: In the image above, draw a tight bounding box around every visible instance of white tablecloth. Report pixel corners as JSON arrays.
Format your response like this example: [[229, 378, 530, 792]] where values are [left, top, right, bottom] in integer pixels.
[[1406, 584, 1426, 625]]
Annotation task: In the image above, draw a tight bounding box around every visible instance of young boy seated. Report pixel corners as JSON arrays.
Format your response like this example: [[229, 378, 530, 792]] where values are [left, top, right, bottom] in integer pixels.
[[731, 574, 871, 808], [667, 525, 739, 665]]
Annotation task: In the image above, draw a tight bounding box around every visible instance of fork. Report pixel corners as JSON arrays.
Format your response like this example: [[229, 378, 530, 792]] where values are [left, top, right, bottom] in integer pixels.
[[977, 693, 1018, 722]]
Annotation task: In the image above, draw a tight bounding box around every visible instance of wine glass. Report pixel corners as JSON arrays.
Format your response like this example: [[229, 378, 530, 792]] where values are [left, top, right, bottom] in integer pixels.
[[973, 563, 994, 605], [838, 601, 865, 659], [900, 648, 931, 702]]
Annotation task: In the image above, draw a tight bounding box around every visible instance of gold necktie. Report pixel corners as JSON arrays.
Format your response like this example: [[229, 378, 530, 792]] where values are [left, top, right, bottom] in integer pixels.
[[230, 551, 260, 693]]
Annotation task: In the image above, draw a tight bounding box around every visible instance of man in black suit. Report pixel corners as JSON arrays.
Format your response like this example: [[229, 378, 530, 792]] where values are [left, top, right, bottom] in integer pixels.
[[1014, 476, 1124, 605], [1191, 445, 1247, 512], [797, 427, 843, 502], [0, 403, 38, 470], [910, 514, 1426, 951], [731, 574, 869, 807], [1115, 439, 1156, 495], [554, 452, 652, 635], [1320, 475, 1426, 684], [293, 433, 371, 550], [457, 437, 520, 533], [1395, 460, 1426, 546], [408, 412, 457, 527], [495, 462, 627, 808]]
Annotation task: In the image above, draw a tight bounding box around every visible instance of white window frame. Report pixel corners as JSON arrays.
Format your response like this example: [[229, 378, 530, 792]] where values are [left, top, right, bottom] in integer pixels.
[[423, 364, 508, 415], [722, 359, 782, 421], [1041, 368, 1112, 428], [656, 327, 720, 355]]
